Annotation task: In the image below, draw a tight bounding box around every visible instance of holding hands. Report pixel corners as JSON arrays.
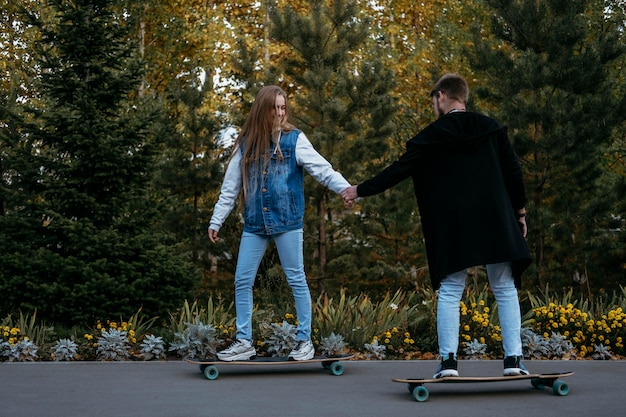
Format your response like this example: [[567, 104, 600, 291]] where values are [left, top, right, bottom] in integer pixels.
[[342, 185, 358, 208]]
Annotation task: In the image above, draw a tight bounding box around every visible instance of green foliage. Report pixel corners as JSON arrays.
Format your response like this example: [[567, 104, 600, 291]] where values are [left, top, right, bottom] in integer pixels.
[[1, 0, 625, 330], [267, 0, 398, 294], [469, 0, 626, 290], [167, 299, 236, 339], [1, 311, 47, 347], [0, 0, 200, 325], [312, 289, 421, 349], [524, 286, 626, 357]]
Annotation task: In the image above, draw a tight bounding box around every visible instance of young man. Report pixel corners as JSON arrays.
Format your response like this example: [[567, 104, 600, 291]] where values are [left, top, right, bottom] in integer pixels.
[[342, 73, 532, 377]]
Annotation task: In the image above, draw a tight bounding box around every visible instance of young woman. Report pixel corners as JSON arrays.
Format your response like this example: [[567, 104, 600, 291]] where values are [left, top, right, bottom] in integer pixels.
[[208, 85, 350, 361]]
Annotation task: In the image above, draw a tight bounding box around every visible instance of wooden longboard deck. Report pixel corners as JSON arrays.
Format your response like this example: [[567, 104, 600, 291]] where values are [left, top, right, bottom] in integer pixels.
[[394, 372, 574, 402], [188, 354, 354, 379], [186, 354, 353, 366], [393, 371, 574, 384]]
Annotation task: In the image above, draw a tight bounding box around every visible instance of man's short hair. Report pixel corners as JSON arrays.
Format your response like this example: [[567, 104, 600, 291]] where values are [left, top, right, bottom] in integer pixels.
[[430, 74, 469, 104]]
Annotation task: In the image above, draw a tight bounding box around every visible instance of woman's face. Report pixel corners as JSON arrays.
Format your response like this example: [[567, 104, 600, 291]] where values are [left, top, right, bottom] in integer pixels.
[[273, 94, 286, 124]]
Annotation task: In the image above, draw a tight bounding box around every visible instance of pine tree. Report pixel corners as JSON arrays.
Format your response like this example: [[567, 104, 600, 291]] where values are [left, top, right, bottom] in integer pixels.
[[468, 0, 626, 290], [152, 76, 227, 285], [261, 1, 398, 294], [0, 0, 198, 325]]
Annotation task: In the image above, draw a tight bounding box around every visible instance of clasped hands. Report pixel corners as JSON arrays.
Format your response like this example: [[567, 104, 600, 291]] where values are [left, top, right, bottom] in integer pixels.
[[341, 185, 358, 208]]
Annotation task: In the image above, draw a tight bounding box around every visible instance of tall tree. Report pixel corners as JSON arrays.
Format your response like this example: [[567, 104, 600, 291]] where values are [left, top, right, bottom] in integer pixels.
[[266, 0, 398, 294], [152, 76, 226, 288], [468, 0, 626, 291], [0, 0, 198, 325]]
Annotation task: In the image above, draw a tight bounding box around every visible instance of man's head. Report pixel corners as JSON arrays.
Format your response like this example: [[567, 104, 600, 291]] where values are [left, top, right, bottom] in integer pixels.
[[429, 74, 469, 118]]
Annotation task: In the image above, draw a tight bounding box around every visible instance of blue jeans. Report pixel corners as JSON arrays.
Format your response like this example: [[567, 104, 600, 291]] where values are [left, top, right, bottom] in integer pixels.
[[436, 261, 522, 358], [234, 229, 312, 342]]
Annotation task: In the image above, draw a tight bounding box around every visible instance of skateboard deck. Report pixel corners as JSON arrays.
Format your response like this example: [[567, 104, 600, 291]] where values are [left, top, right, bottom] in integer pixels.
[[393, 371, 574, 402], [186, 354, 354, 380]]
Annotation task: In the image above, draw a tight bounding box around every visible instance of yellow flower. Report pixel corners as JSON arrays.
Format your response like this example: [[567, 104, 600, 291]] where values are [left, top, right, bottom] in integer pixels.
[[285, 313, 294, 319]]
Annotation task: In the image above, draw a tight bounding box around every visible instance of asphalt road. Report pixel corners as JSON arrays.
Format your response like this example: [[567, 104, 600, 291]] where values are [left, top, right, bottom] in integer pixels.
[[2, 359, 624, 417]]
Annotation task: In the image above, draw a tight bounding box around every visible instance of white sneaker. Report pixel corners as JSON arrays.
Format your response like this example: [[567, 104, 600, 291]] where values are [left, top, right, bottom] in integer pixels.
[[288, 340, 315, 361], [217, 339, 256, 361]]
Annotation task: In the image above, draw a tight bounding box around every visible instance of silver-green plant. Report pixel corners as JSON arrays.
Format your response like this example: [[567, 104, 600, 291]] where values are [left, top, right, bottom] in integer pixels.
[[364, 338, 386, 360], [521, 327, 550, 359], [96, 329, 130, 361], [319, 332, 348, 356], [52, 338, 78, 361], [592, 344, 613, 360], [8, 339, 39, 361], [463, 338, 488, 359], [139, 335, 166, 360], [169, 320, 221, 359], [0, 341, 10, 361], [546, 332, 574, 358], [260, 320, 297, 356]]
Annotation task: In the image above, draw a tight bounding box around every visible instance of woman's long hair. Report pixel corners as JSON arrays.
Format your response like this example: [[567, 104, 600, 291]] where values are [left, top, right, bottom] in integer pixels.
[[234, 85, 295, 199]]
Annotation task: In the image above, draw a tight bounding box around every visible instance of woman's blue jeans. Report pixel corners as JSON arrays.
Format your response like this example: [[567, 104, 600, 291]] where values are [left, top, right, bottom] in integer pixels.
[[234, 229, 312, 342], [436, 261, 522, 358]]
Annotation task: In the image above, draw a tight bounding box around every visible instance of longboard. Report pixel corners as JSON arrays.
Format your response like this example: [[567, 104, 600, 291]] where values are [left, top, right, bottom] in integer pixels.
[[393, 371, 574, 402], [186, 354, 354, 380]]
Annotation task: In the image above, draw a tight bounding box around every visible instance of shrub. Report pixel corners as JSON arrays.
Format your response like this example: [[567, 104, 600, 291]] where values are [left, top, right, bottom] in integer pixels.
[[260, 320, 298, 356], [51, 339, 79, 361], [319, 332, 348, 356], [168, 320, 222, 359], [97, 329, 131, 361], [313, 289, 421, 349]]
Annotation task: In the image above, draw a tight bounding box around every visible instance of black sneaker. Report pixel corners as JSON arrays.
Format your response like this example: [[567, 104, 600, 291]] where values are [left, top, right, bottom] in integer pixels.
[[433, 353, 459, 378], [503, 355, 530, 376]]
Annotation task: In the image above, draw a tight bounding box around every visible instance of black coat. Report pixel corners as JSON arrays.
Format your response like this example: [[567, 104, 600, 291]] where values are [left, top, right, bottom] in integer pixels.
[[357, 112, 531, 289]]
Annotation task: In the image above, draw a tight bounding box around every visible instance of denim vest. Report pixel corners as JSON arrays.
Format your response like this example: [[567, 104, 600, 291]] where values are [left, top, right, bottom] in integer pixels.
[[242, 129, 304, 235]]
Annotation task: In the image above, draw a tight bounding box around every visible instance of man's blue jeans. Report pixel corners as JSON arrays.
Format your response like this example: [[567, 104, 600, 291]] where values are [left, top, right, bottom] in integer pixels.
[[437, 261, 523, 358], [233, 229, 312, 342]]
